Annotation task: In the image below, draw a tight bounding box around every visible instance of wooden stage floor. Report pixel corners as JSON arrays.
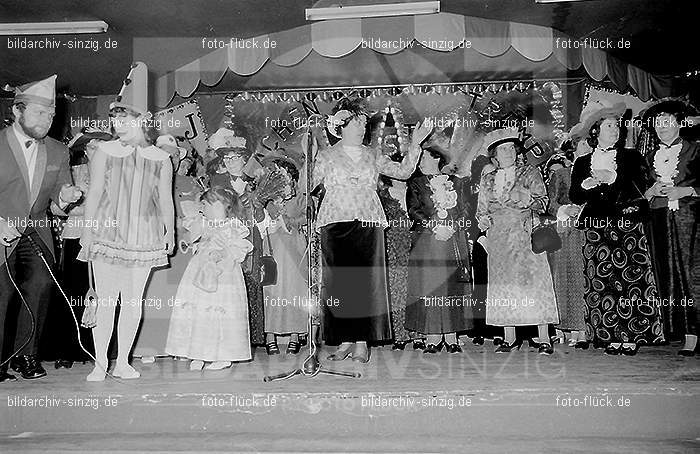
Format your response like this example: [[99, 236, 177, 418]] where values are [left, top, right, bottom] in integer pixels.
[[1, 341, 698, 453]]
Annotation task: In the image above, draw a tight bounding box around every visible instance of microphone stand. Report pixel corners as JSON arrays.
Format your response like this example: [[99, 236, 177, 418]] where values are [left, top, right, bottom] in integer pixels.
[[263, 129, 360, 382]]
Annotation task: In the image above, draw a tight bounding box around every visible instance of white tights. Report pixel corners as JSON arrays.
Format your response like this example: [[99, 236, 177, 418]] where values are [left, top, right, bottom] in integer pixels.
[[89, 262, 152, 380]]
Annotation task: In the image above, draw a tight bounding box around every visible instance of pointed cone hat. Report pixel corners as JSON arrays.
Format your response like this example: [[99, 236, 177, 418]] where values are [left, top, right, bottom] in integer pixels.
[[110, 62, 148, 116]]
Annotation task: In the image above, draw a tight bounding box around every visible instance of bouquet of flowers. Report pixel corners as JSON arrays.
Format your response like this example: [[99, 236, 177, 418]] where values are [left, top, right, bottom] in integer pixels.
[[428, 175, 458, 241], [249, 163, 294, 208]]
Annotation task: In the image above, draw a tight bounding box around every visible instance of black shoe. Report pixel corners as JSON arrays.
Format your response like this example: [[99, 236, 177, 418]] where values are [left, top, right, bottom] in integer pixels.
[[621, 344, 639, 356], [603, 344, 622, 356], [538, 343, 554, 355], [472, 336, 484, 346], [493, 337, 504, 346], [10, 355, 47, 379], [495, 339, 522, 353], [0, 370, 17, 383], [424, 342, 443, 354], [392, 341, 407, 350], [593, 339, 606, 349], [574, 341, 590, 350], [445, 343, 463, 354], [286, 340, 301, 355], [413, 339, 426, 350], [265, 340, 280, 355], [678, 349, 695, 357], [55, 359, 74, 369]]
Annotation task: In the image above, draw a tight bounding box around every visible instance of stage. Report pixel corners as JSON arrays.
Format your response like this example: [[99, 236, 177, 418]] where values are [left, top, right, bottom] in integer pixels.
[[1, 341, 698, 453]]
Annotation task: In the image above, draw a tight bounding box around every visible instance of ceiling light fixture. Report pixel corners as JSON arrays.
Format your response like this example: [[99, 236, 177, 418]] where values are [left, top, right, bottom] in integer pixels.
[[306, 1, 440, 21], [534, 0, 591, 3], [0, 20, 109, 35]]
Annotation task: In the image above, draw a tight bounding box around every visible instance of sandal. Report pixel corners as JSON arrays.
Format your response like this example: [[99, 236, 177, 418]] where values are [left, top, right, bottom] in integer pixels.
[[266, 340, 280, 355], [286, 340, 301, 355]]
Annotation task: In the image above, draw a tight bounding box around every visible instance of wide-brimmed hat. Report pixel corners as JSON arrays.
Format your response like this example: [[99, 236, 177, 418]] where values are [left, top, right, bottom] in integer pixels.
[[640, 98, 699, 126], [483, 128, 521, 154], [569, 99, 626, 140]]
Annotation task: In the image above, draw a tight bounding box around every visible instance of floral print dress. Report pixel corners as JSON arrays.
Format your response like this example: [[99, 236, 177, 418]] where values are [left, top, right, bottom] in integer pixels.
[[477, 164, 559, 326]]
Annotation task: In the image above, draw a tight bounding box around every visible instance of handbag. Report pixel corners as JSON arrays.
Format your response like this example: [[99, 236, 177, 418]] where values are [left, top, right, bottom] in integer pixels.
[[452, 232, 473, 284], [193, 259, 221, 293], [260, 229, 278, 286], [531, 211, 562, 254]]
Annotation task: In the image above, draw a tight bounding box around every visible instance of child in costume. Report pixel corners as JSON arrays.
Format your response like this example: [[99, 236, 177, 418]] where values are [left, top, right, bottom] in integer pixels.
[[165, 186, 253, 370]]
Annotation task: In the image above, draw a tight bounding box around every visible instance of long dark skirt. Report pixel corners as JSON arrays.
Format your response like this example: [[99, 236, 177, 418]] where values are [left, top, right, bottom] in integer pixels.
[[646, 203, 699, 338], [405, 231, 472, 335], [320, 221, 392, 345], [582, 221, 664, 345]]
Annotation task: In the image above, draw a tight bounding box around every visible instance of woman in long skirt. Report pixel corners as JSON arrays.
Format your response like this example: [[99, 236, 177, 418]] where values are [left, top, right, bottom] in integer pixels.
[[476, 129, 559, 355], [546, 140, 589, 348], [404, 149, 473, 353], [312, 98, 431, 362], [640, 100, 699, 356], [569, 100, 664, 355]]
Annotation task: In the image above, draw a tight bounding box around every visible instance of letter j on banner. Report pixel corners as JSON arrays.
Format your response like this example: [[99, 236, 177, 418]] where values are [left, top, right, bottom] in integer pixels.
[[155, 99, 209, 155]]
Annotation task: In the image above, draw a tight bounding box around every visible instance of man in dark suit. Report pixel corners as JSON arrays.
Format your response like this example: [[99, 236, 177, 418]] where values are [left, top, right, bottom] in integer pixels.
[[0, 75, 82, 382]]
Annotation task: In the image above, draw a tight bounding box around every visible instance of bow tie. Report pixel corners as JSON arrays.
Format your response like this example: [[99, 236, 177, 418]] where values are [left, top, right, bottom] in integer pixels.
[[660, 140, 682, 149]]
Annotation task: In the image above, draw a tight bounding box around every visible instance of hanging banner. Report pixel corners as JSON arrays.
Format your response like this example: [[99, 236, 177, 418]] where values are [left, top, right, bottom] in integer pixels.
[[155, 99, 209, 154]]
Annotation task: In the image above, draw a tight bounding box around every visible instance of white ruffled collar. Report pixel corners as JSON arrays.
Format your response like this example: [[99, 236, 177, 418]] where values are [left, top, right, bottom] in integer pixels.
[[99, 140, 170, 161]]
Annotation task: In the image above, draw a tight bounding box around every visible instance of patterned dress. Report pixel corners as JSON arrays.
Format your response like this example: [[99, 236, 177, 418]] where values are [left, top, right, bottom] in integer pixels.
[[477, 164, 559, 326], [165, 220, 253, 361], [570, 147, 664, 345], [77, 140, 169, 268], [547, 165, 587, 332]]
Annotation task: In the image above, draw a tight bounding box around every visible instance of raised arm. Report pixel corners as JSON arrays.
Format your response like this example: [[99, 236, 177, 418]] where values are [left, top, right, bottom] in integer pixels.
[[376, 141, 422, 180], [376, 120, 433, 180]]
